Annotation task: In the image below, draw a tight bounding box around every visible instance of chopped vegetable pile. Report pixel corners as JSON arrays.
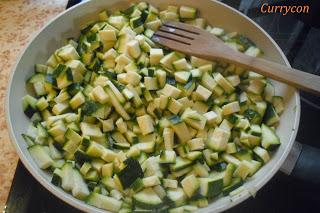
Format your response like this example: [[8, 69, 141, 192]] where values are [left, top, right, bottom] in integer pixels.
[[22, 2, 284, 212]]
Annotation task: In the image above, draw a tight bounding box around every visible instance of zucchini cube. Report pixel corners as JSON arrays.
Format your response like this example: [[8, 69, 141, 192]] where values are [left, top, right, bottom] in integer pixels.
[[207, 127, 230, 151], [99, 29, 117, 42], [92, 86, 110, 104], [127, 39, 141, 58], [181, 174, 200, 198], [150, 48, 164, 65], [137, 114, 154, 135]]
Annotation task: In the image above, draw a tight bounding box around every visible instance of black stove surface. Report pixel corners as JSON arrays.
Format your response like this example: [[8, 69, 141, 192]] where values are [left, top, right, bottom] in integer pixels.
[[4, 0, 320, 212]]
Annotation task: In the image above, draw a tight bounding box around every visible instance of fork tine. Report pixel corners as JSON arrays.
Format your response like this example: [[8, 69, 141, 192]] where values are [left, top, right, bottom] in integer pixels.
[[153, 30, 192, 45], [164, 21, 202, 34], [159, 25, 196, 40], [152, 34, 191, 52]]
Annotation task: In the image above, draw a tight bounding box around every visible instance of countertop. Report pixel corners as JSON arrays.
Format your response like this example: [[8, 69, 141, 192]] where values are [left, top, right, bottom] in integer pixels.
[[0, 0, 67, 210]]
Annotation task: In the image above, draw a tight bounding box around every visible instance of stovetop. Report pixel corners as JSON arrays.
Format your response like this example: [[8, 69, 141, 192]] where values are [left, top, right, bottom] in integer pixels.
[[4, 0, 320, 212]]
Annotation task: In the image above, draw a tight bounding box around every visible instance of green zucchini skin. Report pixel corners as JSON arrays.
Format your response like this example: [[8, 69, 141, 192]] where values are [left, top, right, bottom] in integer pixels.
[[118, 158, 144, 189]]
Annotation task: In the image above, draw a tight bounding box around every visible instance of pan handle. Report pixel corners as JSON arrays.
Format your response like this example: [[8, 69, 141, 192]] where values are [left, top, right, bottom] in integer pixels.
[[281, 142, 320, 183]]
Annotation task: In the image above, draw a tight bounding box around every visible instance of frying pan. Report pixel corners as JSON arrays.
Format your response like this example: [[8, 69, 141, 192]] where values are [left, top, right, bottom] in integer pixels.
[[6, 0, 319, 212]]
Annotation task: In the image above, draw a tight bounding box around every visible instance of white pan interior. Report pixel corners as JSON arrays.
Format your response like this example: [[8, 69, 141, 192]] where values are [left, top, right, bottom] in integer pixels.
[[6, 0, 300, 212]]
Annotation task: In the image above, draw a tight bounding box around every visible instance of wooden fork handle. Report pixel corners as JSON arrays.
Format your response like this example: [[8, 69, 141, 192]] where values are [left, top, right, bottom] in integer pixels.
[[247, 57, 320, 95], [199, 50, 320, 95]]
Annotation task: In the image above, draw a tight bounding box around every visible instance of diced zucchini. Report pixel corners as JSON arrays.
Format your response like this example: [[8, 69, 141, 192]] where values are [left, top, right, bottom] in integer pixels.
[[272, 96, 284, 115], [144, 77, 159, 90], [35, 64, 48, 73], [61, 162, 74, 191], [91, 86, 110, 104], [87, 192, 123, 212], [245, 46, 262, 57], [150, 48, 164, 65], [207, 127, 230, 151], [263, 82, 274, 102], [167, 98, 183, 115], [185, 18, 206, 29], [126, 71, 141, 86], [213, 72, 235, 94], [51, 168, 63, 186], [174, 71, 191, 84], [133, 188, 163, 209], [21, 4, 284, 211], [127, 39, 141, 58], [99, 29, 117, 43], [142, 175, 161, 187], [173, 58, 191, 71], [226, 143, 237, 154], [52, 101, 69, 115], [203, 111, 218, 125], [131, 178, 144, 193], [223, 164, 236, 186], [179, 6, 197, 19], [233, 160, 252, 180], [105, 87, 130, 120], [261, 124, 280, 150], [194, 85, 212, 101], [181, 108, 206, 130], [160, 84, 182, 99], [117, 158, 144, 189], [253, 146, 270, 163], [137, 114, 154, 135], [181, 175, 199, 198], [80, 122, 103, 137], [170, 118, 192, 144], [108, 15, 127, 30], [210, 27, 224, 36], [106, 80, 126, 103], [188, 56, 209, 67], [187, 138, 204, 151], [160, 52, 181, 70], [163, 127, 174, 150], [72, 169, 90, 200], [36, 97, 49, 111], [226, 75, 240, 87], [99, 10, 108, 21], [222, 101, 240, 115], [247, 160, 262, 176], [28, 145, 53, 169], [163, 179, 178, 189], [57, 44, 80, 61], [169, 156, 193, 171], [159, 150, 176, 164], [155, 69, 166, 88], [222, 153, 240, 166], [167, 187, 187, 207], [199, 174, 224, 198], [192, 101, 209, 114], [222, 177, 243, 195], [145, 19, 162, 31], [70, 92, 85, 109]]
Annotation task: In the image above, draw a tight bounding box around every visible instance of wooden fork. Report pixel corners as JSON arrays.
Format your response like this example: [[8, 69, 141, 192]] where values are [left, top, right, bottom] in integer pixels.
[[152, 21, 320, 95]]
